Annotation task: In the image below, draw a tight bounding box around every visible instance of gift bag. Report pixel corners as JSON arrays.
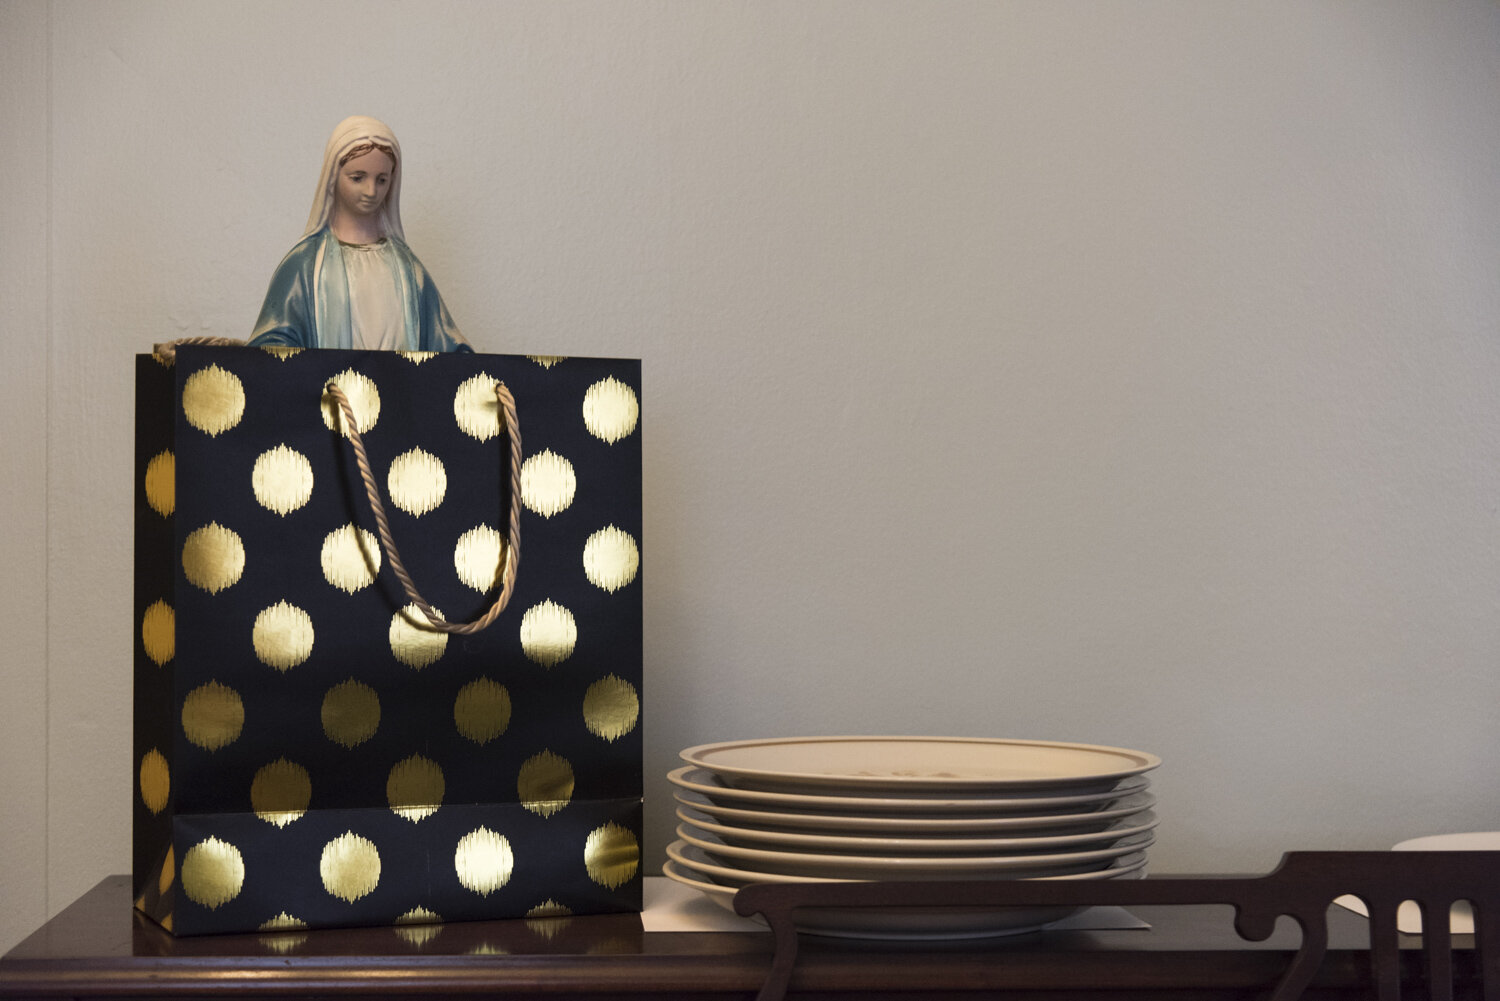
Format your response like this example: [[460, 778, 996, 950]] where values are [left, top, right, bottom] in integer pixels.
[[133, 345, 642, 935]]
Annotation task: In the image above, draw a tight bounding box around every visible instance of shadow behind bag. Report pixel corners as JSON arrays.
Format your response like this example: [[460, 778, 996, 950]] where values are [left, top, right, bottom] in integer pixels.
[[133, 345, 642, 935]]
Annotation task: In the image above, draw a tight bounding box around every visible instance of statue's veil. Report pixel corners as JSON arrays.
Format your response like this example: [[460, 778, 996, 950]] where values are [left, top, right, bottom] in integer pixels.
[[303, 115, 405, 241]]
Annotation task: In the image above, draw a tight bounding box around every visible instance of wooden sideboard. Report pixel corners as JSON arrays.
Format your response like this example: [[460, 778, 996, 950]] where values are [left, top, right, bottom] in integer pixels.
[[0, 874, 1482, 1000]]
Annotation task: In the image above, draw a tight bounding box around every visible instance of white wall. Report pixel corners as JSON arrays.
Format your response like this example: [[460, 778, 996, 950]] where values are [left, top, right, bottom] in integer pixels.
[[3, 0, 1499, 953]]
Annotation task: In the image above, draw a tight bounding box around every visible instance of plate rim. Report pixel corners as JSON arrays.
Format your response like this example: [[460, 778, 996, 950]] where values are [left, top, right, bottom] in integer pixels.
[[671, 787, 1157, 832], [676, 824, 1156, 874], [668, 765, 1151, 814], [680, 736, 1161, 792], [675, 805, 1160, 854]]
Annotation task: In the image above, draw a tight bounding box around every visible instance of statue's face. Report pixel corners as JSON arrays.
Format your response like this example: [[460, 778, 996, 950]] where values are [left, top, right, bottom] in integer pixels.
[[334, 148, 395, 221]]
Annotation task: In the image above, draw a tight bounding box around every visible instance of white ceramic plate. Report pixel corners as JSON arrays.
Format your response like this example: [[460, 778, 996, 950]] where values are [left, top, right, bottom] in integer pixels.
[[676, 825, 1154, 881], [666, 839, 1151, 889], [676, 806, 1159, 855], [680, 737, 1160, 793], [661, 859, 1096, 940], [673, 789, 1156, 835], [668, 766, 1151, 816]]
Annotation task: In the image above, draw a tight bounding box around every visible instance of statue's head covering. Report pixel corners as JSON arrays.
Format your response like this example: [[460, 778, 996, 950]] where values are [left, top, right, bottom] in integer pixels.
[[304, 115, 405, 240]]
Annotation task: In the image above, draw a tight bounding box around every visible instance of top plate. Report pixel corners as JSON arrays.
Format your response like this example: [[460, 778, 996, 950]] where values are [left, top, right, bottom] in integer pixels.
[[681, 737, 1160, 793]]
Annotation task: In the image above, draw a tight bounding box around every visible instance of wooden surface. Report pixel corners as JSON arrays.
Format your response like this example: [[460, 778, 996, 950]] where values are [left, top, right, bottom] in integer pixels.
[[0, 875, 1473, 1000]]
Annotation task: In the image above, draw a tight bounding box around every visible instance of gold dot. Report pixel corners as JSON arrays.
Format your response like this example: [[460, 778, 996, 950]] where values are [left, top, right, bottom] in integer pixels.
[[252, 444, 313, 515], [529, 356, 566, 369], [395, 907, 443, 947], [321, 523, 381, 593], [398, 351, 437, 364], [453, 373, 504, 442], [520, 600, 576, 668], [321, 679, 380, 748], [320, 369, 381, 437], [454, 525, 508, 594], [181, 836, 245, 908], [525, 899, 573, 939], [182, 522, 245, 594], [182, 364, 245, 437], [181, 681, 244, 750], [454, 678, 511, 744], [387, 754, 444, 822], [252, 601, 314, 671], [397, 905, 441, 924], [261, 346, 302, 360], [257, 912, 308, 954], [468, 942, 508, 955], [520, 450, 576, 518], [517, 750, 573, 817], [251, 758, 311, 827], [455, 827, 513, 896], [139, 748, 170, 813], [582, 526, 639, 593], [585, 822, 639, 890], [158, 846, 175, 895], [527, 899, 572, 918], [389, 604, 449, 669], [387, 448, 447, 517], [142, 600, 175, 666], [582, 377, 638, 444], [144, 451, 175, 517], [320, 832, 381, 903], [582, 675, 639, 742]]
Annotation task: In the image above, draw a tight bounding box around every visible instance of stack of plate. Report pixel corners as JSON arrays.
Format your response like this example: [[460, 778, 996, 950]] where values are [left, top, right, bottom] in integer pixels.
[[664, 736, 1160, 939]]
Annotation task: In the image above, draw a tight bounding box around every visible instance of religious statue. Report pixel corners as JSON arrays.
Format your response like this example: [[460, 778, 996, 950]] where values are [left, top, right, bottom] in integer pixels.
[[248, 116, 472, 352]]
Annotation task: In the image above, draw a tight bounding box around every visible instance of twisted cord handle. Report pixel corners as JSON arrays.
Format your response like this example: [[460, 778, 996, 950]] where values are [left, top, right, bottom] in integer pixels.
[[152, 336, 245, 362], [326, 379, 522, 635]]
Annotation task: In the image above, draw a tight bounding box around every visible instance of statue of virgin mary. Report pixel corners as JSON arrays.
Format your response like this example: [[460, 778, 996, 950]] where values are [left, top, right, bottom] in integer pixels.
[[249, 116, 472, 352]]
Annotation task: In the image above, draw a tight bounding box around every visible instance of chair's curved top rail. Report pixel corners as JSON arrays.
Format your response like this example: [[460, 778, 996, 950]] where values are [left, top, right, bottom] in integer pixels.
[[734, 850, 1500, 1001]]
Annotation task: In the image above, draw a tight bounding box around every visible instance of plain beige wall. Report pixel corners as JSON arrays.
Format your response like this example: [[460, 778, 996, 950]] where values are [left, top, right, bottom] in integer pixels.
[[4, 0, 1499, 952]]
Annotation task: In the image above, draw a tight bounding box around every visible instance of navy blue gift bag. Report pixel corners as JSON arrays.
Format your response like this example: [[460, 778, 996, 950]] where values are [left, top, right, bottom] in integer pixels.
[[133, 345, 641, 935]]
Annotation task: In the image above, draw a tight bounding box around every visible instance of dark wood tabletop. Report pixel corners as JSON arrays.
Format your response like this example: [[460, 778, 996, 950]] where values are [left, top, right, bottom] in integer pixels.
[[0, 874, 1473, 1000]]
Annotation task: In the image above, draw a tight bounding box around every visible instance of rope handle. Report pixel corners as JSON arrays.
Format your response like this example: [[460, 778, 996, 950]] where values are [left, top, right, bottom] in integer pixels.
[[152, 336, 245, 362], [326, 379, 522, 635]]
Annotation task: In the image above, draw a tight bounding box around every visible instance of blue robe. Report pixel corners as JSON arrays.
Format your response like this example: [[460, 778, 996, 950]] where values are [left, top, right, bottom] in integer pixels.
[[249, 230, 472, 352]]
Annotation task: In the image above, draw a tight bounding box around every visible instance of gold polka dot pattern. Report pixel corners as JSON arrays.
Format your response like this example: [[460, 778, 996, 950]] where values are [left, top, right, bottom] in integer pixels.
[[582, 377, 639, 444], [519, 600, 577, 668], [320, 369, 380, 437], [454, 524, 507, 593], [141, 600, 175, 666], [582, 675, 640, 742], [182, 523, 245, 594], [181, 836, 245, 908], [584, 823, 640, 889], [582, 526, 639, 593], [252, 444, 314, 515], [139, 748, 170, 813], [321, 679, 380, 748], [144, 450, 175, 517], [182, 365, 245, 437], [387, 448, 447, 516], [181, 681, 244, 750], [320, 832, 381, 903], [518, 750, 574, 818], [251, 758, 311, 827], [387, 754, 445, 822], [455, 827, 513, 896], [320, 523, 381, 593], [389, 603, 449, 669], [136, 352, 642, 933], [520, 449, 576, 518], [251, 600, 314, 671]]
